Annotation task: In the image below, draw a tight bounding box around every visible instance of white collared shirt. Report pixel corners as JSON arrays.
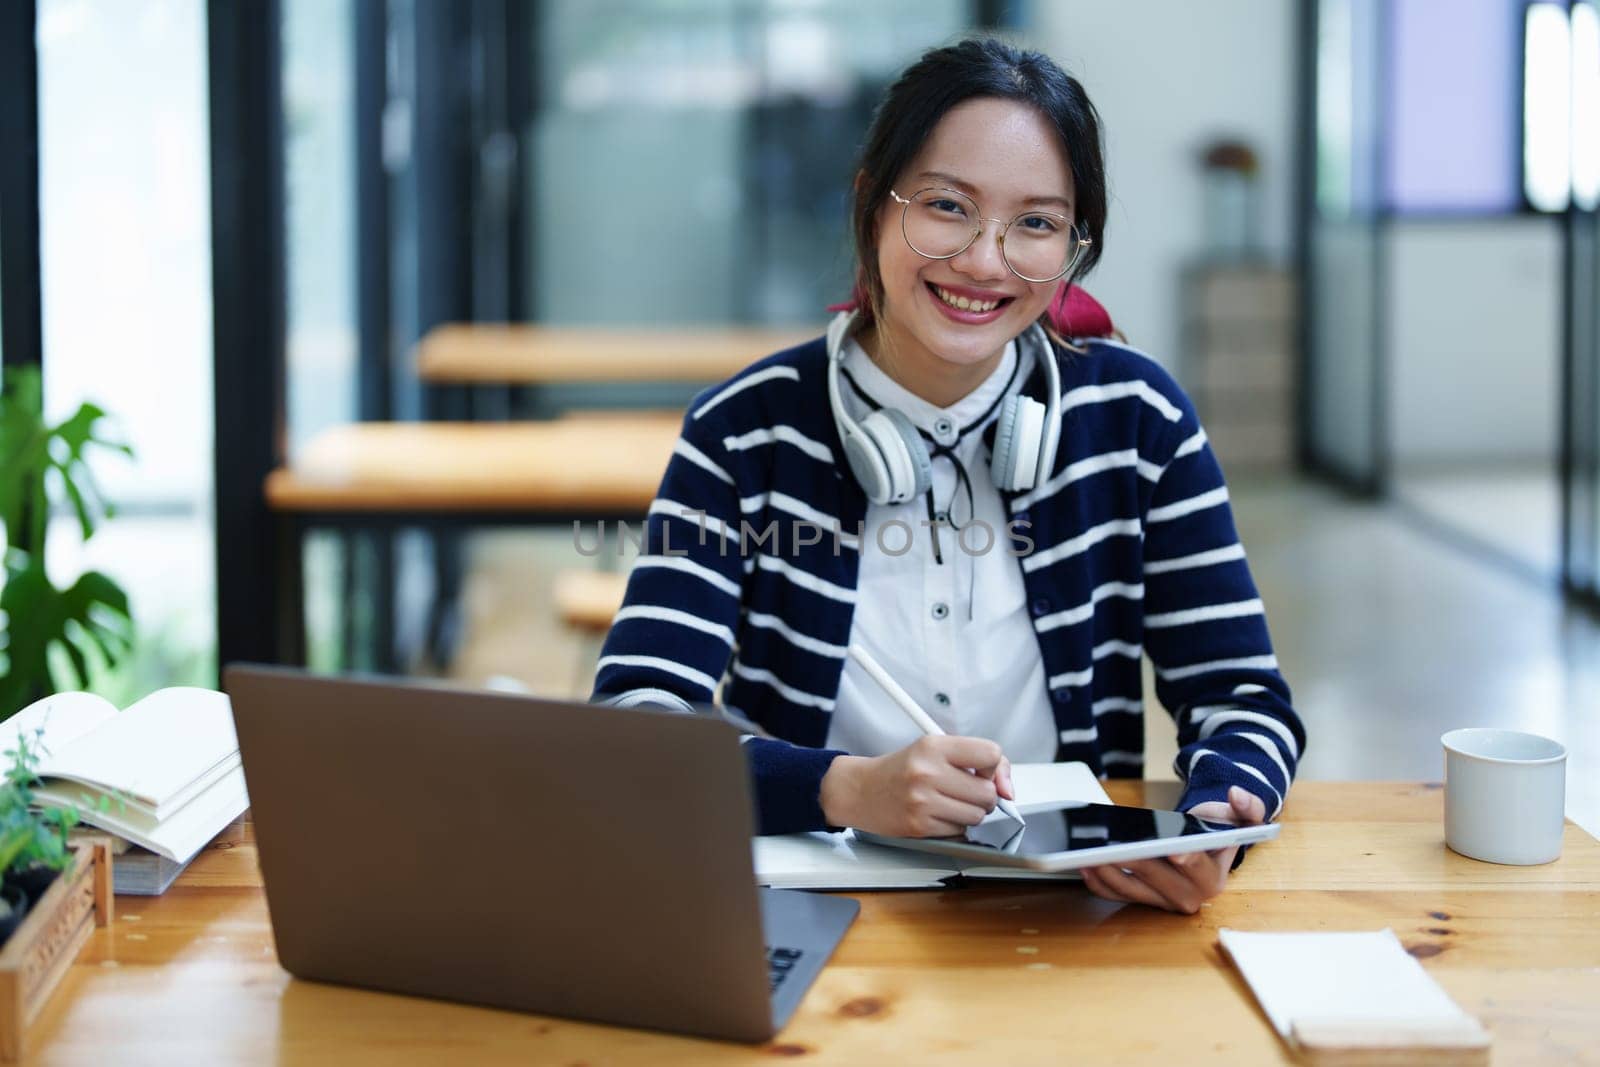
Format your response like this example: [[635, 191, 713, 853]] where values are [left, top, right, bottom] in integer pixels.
[[826, 337, 1058, 763]]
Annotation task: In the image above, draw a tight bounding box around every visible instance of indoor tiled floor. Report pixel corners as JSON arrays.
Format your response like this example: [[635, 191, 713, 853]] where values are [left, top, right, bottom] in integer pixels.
[[446, 477, 1600, 836], [1394, 464, 1561, 582]]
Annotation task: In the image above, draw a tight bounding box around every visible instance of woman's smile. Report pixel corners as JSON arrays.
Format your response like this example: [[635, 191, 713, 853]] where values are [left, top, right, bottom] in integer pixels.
[[923, 280, 1015, 323]]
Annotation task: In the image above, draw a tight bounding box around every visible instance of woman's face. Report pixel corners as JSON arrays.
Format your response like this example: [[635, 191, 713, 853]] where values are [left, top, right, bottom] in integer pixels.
[[873, 97, 1077, 375]]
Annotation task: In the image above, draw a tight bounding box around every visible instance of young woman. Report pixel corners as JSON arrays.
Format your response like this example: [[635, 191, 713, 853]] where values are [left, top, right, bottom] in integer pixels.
[[592, 37, 1305, 913]]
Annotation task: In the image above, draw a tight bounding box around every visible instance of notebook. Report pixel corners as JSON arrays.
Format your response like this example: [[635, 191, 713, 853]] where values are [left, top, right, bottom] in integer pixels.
[[1219, 929, 1491, 1057], [0, 687, 249, 866], [755, 761, 1112, 889]]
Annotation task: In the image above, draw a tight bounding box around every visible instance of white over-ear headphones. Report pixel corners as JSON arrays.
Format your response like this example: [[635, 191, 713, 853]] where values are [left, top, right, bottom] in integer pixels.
[[826, 310, 1062, 505]]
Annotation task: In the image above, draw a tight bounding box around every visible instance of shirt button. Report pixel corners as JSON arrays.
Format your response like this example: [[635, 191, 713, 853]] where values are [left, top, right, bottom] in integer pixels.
[[935, 510, 950, 524], [933, 416, 955, 438], [1030, 598, 1051, 617], [934, 692, 951, 707], [931, 602, 950, 620]]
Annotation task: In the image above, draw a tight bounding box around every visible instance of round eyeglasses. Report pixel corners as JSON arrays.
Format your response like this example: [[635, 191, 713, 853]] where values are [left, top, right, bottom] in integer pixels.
[[890, 187, 1091, 284]]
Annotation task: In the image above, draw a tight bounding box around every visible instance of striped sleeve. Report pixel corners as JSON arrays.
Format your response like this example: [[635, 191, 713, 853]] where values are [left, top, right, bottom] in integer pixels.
[[1139, 398, 1306, 824], [590, 391, 847, 834], [591, 406, 745, 707]]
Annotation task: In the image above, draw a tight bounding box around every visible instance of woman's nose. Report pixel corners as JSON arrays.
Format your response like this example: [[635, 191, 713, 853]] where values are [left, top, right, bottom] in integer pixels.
[[950, 218, 1010, 281]]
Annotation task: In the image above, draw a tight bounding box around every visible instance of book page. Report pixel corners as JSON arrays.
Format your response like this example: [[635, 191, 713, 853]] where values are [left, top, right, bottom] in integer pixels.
[[1010, 761, 1111, 812], [0, 691, 119, 768], [36, 765, 249, 863], [754, 831, 956, 889], [39, 687, 238, 812]]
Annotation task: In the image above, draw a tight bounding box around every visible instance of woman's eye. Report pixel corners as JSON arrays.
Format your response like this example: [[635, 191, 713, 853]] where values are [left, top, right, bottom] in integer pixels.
[[929, 198, 968, 216], [1018, 214, 1061, 234]]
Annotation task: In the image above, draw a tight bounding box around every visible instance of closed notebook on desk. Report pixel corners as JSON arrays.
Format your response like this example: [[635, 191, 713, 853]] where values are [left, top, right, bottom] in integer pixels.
[[756, 762, 1111, 889], [0, 687, 249, 865]]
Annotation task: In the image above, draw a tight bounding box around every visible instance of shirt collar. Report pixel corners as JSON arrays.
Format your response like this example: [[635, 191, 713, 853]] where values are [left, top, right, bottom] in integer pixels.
[[840, 337, 1020, 440]]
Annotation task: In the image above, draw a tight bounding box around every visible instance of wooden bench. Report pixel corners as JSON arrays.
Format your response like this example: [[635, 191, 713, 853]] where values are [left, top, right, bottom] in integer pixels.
[[552, 569, 629, 635], [264, 412, 681, 665], [266, 412, 682, 514], [415, 323, 819, 384], [267, 322, 820, 669]]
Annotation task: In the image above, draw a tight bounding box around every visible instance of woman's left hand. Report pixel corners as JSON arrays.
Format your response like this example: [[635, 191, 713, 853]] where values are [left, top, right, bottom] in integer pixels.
[[1078, 786, 1267, 914]]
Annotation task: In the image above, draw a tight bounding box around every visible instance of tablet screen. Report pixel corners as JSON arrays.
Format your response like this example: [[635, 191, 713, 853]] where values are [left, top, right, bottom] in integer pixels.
[[964, 801, 1235, 856]]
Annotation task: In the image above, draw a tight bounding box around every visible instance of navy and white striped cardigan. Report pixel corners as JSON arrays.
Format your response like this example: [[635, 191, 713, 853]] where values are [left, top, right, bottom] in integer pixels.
[[591, 333, 1305, 836]]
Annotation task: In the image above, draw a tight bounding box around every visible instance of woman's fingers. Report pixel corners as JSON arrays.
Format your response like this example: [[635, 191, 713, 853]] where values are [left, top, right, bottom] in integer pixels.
[[925, 795, 991, 831], [1079, 866, 1121, 902], [1188, 786, 1269, 828], [938, 767, 999, 811], [918, 816, 970, 838], [931, 735, 1006, 777], [1082, 855, 1231, 914], [1081, 865, 1172, 911], [1121, 857, 1206, 913], [995, 756, 1015, 801], [1229, 785, 1267, 824]]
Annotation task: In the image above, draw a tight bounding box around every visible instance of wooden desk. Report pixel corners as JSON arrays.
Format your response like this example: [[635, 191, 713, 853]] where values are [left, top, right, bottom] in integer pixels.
[[28, 782, 1600, 1064], [416, 324, 820, 385]]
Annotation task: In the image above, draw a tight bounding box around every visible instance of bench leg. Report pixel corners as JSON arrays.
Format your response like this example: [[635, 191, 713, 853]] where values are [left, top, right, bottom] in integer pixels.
[[274, 516, 307, 665], [425, 530, 464, 670], [336, 529, 398, 673]]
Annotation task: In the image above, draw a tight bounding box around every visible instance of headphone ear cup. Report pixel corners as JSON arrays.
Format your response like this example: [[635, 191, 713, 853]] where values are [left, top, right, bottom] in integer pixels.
[[858, 409, 930, 504], [991, 398, 1020, 491], [992, 396, 1047, 491], [842, 427, 894, 504], [881, 410, 932, 501]]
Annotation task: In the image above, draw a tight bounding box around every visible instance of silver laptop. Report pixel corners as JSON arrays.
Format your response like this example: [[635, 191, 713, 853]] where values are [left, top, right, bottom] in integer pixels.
[[224, 665, 858, 1043]]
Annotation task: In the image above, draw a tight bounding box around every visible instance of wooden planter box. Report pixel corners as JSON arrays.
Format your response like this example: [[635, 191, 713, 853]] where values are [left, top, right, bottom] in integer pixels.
[[0, 839, 113, 1061]]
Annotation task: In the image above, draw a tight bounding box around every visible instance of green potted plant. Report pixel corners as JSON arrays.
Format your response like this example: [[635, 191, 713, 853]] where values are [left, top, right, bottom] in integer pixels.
[[0, 729, 80, 943], [0, 366, 134, 720]]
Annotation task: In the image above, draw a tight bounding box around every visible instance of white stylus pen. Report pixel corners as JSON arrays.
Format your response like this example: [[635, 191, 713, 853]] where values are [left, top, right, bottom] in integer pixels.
[[847, 643, 1025, 828]]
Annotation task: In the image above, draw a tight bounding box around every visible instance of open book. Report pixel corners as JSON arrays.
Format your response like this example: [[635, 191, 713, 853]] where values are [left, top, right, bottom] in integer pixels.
[[0, 687, 249, 865], [755, 761, 1111, 889]]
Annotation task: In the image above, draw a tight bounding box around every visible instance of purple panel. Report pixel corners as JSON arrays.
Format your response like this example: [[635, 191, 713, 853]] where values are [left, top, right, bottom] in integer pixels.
[[1385, 0, 1523, 212]]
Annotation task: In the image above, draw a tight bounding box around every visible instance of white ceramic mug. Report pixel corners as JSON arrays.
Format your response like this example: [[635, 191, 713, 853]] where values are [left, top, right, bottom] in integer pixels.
[[1442, 728, 1567, 865]]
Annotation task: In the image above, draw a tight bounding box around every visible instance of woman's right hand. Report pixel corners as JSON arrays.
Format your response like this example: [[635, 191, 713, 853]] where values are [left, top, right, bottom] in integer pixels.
[[819, 735, 1013, 837]]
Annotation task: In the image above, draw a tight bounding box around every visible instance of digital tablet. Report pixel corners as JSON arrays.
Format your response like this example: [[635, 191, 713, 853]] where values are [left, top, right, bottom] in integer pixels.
[[854, 801, 1281, 873]]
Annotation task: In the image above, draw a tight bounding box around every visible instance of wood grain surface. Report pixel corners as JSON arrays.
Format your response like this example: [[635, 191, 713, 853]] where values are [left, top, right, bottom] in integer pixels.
[[22, 782, 1600, 1065], [264, 412, 683, 513], [414, 324, 820, 385]]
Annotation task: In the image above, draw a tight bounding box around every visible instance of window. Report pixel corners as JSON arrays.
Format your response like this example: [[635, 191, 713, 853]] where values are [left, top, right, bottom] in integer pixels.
[[36, 0, 215, 699]]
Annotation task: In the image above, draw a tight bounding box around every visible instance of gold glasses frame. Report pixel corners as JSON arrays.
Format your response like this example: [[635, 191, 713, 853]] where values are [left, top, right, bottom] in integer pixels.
[[890, 187, 1092, 284]]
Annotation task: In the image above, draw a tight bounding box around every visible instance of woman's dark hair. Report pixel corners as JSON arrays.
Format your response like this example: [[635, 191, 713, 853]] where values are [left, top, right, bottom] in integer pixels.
[[849, 36, 1107, 333]]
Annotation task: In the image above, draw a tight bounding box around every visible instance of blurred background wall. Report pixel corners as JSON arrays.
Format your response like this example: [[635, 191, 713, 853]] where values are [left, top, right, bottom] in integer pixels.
[[1032, 1, 1299, 367]]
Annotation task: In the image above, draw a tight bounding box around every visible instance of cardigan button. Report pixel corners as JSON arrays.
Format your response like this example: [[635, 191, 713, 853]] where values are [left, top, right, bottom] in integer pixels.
[[1030, 597, 1051, 617], [1053, 690, 1071, 705]]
